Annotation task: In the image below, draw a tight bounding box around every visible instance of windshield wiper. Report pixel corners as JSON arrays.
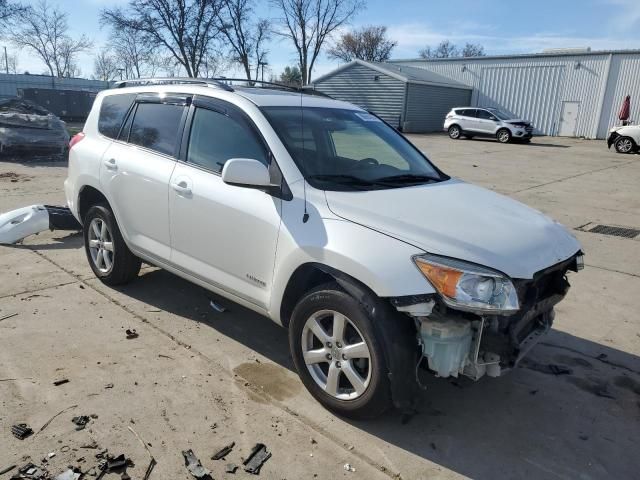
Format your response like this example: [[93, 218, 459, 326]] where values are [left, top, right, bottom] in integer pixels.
[[372, 174, 440, 184], [307, 174, 380, 189]]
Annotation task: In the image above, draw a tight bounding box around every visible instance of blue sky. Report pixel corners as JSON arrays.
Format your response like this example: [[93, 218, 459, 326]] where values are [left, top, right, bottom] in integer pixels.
[[7, 0, 640, 79]]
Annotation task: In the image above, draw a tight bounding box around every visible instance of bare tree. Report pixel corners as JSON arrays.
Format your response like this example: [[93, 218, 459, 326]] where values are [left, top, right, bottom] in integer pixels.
[[217, 0, 270, 81], [0, 0, 24, 24], [108, 25, 149, 79], [420, 40, 486, 59], [328, 25, 396, 63], [200, 48, 232, 77], [9, 0, 92, 77], [461, 42, 485, 58], [271, 0, 363, 85], [93, 48, 119, 81], [102, 0, 225, 78]]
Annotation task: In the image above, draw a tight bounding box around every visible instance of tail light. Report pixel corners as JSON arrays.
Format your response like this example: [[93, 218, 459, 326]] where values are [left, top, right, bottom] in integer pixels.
[[69, 132, 85, 149]]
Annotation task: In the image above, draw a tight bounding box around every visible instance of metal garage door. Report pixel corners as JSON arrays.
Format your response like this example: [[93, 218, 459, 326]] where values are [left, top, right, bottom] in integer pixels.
[[477, 66, 564, 135]]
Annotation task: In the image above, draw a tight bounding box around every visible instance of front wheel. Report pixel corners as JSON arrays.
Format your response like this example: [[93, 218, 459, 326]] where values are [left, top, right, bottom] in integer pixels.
[[289, 283, 391, 419], [614, 136, 636, 154], [497, 128, 512, 143], [448, 125, 462, 139], [83, 204, 141, 286]]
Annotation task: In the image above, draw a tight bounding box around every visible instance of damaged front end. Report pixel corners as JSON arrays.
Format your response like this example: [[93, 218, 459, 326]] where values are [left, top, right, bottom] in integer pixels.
[[395, 253, 583, 381]]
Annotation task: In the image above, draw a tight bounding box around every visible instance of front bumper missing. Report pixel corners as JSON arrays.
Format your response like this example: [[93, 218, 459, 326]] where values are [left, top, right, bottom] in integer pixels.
[[410, 253, 580, 380], [607, 132, 619, 148]]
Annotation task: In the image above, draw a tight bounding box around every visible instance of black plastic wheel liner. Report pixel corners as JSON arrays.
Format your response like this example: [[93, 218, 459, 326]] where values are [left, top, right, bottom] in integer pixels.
[[317, 266, 421, 413]]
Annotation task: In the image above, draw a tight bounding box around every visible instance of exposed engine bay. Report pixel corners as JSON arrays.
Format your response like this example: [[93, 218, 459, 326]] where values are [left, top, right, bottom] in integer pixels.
[[398, 253, 583, 380]]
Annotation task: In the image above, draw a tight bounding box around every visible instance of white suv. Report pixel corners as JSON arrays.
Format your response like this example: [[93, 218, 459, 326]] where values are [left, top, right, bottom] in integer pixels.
[[444, 107, 533, 143], [65, 78, 582, 418]]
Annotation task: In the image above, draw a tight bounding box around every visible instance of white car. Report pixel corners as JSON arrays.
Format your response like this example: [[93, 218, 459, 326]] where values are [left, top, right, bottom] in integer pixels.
[[607, 124, 639, 153], [444, 107, 533, 143], [65, 78, 583, 418]]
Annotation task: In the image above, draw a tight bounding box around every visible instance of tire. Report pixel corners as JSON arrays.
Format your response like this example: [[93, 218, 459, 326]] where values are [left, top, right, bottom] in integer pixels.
[[289, 282, 391, 419], [448, 125, 462, 139], [614, 136, 636, 154], [83, 204, 141, 286], [496, 128, 512, 143]]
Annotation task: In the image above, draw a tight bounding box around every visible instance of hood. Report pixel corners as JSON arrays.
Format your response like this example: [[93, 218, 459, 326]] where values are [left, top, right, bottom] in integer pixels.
[[324, 179, 581, 279]]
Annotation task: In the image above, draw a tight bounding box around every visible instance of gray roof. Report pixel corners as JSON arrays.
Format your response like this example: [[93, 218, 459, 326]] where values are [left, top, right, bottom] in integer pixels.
[[390, 48, 640, 64], [312, 59, 471, 90]]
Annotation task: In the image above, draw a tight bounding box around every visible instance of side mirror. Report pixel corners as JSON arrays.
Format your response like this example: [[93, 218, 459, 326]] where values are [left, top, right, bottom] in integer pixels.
[[221, 158, 272, 189]]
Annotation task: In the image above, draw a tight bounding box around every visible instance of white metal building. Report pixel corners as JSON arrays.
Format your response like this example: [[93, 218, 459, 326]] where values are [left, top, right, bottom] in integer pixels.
[[390, 49, 640, 139]]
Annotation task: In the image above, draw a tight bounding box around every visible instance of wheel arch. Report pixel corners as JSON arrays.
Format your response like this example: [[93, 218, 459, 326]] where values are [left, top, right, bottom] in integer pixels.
[[78, 185, 110, 223]]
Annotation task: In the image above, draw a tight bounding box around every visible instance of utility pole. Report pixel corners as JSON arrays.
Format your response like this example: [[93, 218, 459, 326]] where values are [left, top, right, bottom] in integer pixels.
[[4, 47, 8, 74]]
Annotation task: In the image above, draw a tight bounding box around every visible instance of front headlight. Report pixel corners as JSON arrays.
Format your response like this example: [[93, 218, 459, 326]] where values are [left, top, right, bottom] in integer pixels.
[[413, 254, 519, 314]]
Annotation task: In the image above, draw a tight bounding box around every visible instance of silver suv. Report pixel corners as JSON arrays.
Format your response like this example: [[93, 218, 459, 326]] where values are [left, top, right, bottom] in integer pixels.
[[444, 107, 533, 143]]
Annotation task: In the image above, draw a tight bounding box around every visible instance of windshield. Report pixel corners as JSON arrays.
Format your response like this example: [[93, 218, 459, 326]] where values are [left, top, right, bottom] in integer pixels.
[[487, 108, 511, 120], [261, 106, 446, 191]]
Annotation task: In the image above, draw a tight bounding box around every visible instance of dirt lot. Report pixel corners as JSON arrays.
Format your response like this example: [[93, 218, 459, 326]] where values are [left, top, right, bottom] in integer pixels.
[[1, 135, 639, 480]]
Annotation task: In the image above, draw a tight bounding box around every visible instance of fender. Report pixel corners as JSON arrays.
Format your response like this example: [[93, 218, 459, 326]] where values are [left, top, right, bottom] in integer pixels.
[[269, 192, 436, 325]]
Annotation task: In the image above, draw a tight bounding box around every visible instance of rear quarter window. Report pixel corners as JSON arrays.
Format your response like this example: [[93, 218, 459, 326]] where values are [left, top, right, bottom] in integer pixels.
[[98, 94, 135, 139]]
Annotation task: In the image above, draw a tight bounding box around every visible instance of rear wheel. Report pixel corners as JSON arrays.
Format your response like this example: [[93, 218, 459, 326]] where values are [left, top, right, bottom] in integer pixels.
[[497, 128, 512, 143], [83, 204, 141, 285], [614, 136, 636, 153], [289, 283, 391, 419], [448, 125, 462, 139]]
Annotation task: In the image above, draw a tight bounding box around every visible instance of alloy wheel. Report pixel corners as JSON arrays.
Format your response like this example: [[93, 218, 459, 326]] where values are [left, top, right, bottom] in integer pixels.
[[617, 138, 633, 153], [301, 310, 372, 400], [498, 130, 510, 143], [88, 218, 114, 273]]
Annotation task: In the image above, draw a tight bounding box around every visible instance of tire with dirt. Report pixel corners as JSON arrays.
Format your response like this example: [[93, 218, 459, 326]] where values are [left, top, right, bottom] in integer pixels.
[[289, 282, 392, 419], [448, 125, 462, 139], [83, 204, 141, 286], [496, 128, 512, 144], [614, 136, 636, 154]]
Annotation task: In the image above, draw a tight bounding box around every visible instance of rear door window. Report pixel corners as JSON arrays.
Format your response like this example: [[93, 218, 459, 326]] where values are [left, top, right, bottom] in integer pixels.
[[98, 94, 135, 139], [129, 103, 186, 156], [186, 107, 269, 174]]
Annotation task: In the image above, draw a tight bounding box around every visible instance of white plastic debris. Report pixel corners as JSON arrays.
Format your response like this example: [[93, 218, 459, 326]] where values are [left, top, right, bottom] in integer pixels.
[[0, 204, 81, 244], [344, 463, 356, 472], [0, 205, 49, 244]]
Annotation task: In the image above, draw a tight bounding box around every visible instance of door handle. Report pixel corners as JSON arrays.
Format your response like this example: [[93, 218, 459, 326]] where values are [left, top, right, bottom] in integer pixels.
[[171, 180, 192, 195], [104, 158, 117, 170]]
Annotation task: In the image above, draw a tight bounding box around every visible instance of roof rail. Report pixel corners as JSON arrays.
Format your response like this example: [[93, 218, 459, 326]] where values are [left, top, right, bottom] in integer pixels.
[[113, 77, 234, 92], [211, 78, 300, 91], [211, 78, 333, 98]]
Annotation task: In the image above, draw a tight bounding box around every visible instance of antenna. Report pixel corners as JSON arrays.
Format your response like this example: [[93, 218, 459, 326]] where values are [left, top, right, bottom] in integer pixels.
[[301, 90, 309, 223]]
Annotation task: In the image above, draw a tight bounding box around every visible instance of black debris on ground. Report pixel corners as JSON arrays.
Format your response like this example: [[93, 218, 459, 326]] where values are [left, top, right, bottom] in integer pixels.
[[11, 423, 33, 440], [182, 449, 212, 480], [52, 379, 69, 386], [125, 329, 139, 339], [211, 441, 235, 460], [243, 443, 272, 475], [12, 462, 48, 479], [71, 416, 91, 431], [0, 465, 16, 476]]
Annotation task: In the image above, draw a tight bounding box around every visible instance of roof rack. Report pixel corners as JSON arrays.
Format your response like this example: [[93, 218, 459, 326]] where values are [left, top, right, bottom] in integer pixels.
[[113, 77, 234, 92], [211, 78, 332, 97], [112, 76, 332, 98]]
